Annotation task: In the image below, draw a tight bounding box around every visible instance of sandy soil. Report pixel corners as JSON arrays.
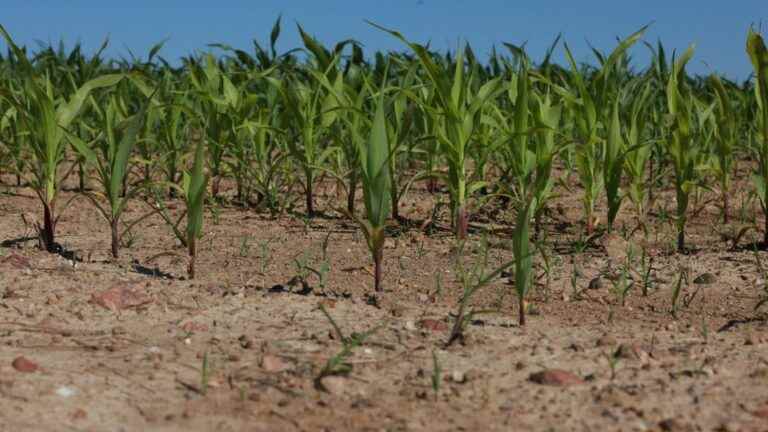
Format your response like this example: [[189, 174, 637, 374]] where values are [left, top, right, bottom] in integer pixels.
[[1, 173, 767, 432]]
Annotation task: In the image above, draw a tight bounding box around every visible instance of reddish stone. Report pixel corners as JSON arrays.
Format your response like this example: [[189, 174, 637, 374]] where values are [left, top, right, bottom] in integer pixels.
[[1, 253, 30, 269], [261, 354, 291, 373], [90, 283, 153, 312], [528, 369, 584, 386], [12, 356, 38, 373], [179, 322, 209, 333], [418, 319, 449, 332]]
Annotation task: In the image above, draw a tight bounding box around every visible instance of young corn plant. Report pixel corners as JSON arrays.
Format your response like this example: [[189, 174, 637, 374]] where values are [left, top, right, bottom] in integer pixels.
[[0, 25, 123, 252], [345, 88, 391, 292], [512, 201, 534, 326], [603, 96, 626, 231], [623, 80, 654, 221], [372, 23, 503, 239], [747, 29, 768, 244], [560, 26, 647, 234], [268, 26, 352, 216], [67, 89, 153, 258], [665, 45, 701, 252], [155, 126, 209, 279], [708, 74, 737, 224]]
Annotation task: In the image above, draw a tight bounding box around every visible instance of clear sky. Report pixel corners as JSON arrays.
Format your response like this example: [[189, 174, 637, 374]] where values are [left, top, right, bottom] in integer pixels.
[[1, 1, 766, 80]]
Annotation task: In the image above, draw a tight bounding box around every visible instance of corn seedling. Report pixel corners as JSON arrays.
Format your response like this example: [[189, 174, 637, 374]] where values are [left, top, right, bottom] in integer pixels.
[[747, 29, 768, 244], [373, 22, 503, 239], [665, 45, 703, 252], [154, 125, 208, 279], [0, 25, 123, 252], [446, 242, 515, 346], [314, 304, 381, 391], [67, 86, 154, 258], [343, 83, 392, 292], [431, 350, 442, 401]]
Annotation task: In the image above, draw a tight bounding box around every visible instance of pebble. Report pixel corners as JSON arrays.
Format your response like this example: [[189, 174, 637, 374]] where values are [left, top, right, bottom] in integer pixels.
[[588, 277, 603, 290], [319, 376, 347, 395], [11, 356, 38, 373], [419, 319, 448, 332], [693, 273, 716, 285], [658, 418, 694, 432], [753, 404, 768, 419], [262, 354, 291, 373], [56, 386, 77, 398], [596, 335, 618, 347], [451, 370, 466, 383], [614, 344, 643, 361], [528, 369, 585, 386]]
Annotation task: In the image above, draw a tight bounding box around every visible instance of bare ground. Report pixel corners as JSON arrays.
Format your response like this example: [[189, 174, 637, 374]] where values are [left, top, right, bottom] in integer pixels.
[[1, 175, 768, 432]]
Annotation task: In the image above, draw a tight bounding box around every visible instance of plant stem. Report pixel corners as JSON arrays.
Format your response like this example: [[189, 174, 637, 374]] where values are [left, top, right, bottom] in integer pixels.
[[346, 172, 357, 214], [41, 202, 56, 253], [305, 173, 314, 217], [188, 239, 196, 279], [374, 246, 383, 292], [456, 206, 469, 240], [110, 219, 120, 259]]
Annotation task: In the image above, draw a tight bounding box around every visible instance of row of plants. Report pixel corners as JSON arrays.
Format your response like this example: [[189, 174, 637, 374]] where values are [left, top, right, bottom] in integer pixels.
[[1, 21, 767, 326]]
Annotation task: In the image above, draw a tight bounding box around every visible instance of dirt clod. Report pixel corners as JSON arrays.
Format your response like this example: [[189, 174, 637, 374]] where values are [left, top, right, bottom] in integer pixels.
[[596, 334, 618, 347], [693, 273, 716, 285], [418, 318, 448, 332], [90, 283, 153, 312], [11, 356, 38, 373], [261, 354, 291, 373], [528, 369, 584, 386], [588, 277, 603, 290], [658, 418, 694, 432]]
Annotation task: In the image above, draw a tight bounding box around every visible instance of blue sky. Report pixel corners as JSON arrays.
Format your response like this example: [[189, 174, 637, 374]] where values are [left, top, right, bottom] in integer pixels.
[[1, 1, 766, 80]]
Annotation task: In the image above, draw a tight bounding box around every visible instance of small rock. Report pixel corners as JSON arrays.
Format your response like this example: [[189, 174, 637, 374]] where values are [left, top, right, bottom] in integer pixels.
[[752, 403, 768, 419], [262, 354, 291, 373], [603, 233, 629, 262], [450, 370, 466, 383], [238, 335, 254, 349], [693, 273, 716, 285], [596, 335, 618, 347], [71, 409, 87, 420], [1, 252, 31, 269], [179, 322, 209, 333], [12, 356, 38, 373], [318, 299, 336, 309], [615, 344, 644, 361], [418, 319, 448, 332], [717, 420, 741, 432], [658, 418, 694, 432], [528, 369, 584, 386], [90, 283, 153, 312], [404, 320, 418, 331], [319, 376, 347, 394], [595, 386, 634, 407], [56, 386, 77, 398], [588, 277, 603, 290], [111, 326, 127, 336]]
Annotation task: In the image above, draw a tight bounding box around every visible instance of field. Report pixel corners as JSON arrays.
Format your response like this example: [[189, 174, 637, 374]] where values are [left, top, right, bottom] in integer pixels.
[[1, 174, 768, 431], [1, 19, 768, 431]]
